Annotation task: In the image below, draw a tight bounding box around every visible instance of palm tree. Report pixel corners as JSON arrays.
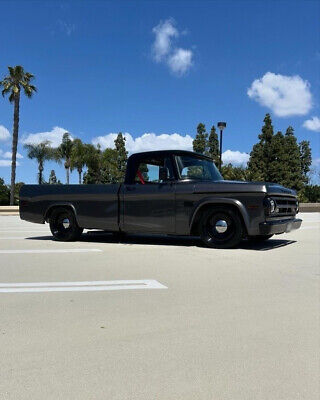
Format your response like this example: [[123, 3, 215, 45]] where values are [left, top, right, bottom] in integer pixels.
[[0, 66, 37, 204], [24, 141, 55, 184], [56, 132, 73, 184], [70, 139, 87, 184]]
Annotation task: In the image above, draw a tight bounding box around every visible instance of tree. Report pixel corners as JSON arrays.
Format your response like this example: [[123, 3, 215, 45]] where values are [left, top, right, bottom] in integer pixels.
[[280, 126, 304, 191], [303, 185, 320, 202], [48, 170, 61, 184], [114, 132, 128, 182], [193, 123, 208, 154], [70, 138, 87, 184], [24, 140, 55, 184], [56, 132, 73, 184], [83, 144, 104, 184], [0, 66, 37, 204], [247, 113, 274, 181], [221, 164, 248, 181], [0, 178, 10, 205], [247, 115, 312, 193], [102, 148, 118, 183], [299, 140, 312, 184], [12, 182, 24, 205], [207, 125, 219, 165]]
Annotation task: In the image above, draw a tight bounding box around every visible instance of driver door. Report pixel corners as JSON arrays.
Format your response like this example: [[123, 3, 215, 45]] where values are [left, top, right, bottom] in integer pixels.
[[122, 155, 176, 233]]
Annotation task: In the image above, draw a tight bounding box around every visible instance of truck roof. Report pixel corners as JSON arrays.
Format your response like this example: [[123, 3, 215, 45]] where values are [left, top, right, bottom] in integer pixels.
[[128, 150, 212, 160]]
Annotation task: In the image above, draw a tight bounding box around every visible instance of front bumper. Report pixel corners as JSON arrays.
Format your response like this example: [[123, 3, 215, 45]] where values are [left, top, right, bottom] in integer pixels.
[[259, 218, 302, 235]]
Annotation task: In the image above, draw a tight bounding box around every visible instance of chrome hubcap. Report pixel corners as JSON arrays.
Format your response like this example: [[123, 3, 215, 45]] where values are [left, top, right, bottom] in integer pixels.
[[62, 218, 70, 229], [215, 220, 228, 234]]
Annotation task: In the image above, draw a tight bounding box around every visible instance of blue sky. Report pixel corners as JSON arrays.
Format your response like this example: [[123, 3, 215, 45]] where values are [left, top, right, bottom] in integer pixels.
[[0, 0, 319, 184]]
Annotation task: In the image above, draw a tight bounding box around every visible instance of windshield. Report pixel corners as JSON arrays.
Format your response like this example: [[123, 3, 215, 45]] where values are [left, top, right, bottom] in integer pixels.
[[175, 155, 223, 181]]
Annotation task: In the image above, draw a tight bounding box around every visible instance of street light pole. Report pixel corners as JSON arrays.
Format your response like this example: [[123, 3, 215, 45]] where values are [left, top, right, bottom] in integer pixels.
[[217, 122, 226, 172]]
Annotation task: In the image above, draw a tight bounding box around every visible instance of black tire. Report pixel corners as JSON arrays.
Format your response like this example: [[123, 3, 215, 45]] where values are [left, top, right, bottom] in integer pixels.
[[200, 207, 243, 249], [49, 207, 83, 241], [248, 234, 274, 243]]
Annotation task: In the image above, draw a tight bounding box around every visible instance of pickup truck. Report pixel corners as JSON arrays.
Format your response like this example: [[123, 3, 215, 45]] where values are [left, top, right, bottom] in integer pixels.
[[19, 150, 302, 248]]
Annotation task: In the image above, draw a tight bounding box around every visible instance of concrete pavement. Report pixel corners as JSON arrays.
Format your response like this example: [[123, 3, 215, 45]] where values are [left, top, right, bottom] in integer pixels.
[[0, 214, 319, 399]]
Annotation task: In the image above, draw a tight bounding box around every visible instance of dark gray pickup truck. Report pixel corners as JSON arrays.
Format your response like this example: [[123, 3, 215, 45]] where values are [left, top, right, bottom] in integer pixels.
[[19, 150, 302, 248]]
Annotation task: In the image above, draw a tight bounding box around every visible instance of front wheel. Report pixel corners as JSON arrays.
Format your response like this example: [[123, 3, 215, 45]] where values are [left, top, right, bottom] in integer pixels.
[[49, 207, 83, 241], [200, 207, 243, 249]]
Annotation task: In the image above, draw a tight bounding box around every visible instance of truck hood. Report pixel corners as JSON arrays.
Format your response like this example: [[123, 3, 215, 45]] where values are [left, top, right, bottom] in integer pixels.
[[193, 180, 297, 197]]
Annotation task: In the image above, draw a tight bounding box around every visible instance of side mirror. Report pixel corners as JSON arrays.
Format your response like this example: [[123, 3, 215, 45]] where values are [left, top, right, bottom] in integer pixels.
[[159, 167, 168, 182]]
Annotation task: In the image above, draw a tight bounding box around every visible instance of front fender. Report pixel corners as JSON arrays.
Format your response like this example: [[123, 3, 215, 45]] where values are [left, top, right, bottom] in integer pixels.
[[189, 197, 251, 234]]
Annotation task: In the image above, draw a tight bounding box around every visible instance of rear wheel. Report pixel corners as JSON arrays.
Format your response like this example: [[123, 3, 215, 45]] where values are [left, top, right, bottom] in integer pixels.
[[200, 207, 243, 249], [49, 207, 83, 241]]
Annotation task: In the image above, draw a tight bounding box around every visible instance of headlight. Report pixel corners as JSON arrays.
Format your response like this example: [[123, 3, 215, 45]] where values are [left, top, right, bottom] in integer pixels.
[[269, 199, 276, 213], [264, 197, 277, 215]]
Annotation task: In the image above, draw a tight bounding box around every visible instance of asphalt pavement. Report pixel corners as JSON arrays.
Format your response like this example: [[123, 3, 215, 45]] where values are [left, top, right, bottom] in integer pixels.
[[0, 213, 319, 400]]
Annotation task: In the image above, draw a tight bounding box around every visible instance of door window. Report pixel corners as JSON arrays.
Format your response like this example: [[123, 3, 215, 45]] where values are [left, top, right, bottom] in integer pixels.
[[135, 157, 174, 184]]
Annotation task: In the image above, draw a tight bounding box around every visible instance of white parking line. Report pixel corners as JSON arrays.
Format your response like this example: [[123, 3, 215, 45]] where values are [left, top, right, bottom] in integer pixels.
[[0, 249, 102, 254], [0, 279, 167, 293]]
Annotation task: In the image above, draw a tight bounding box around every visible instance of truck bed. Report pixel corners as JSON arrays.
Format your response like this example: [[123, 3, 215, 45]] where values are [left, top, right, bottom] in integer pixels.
[[19, 184, 121, 231]]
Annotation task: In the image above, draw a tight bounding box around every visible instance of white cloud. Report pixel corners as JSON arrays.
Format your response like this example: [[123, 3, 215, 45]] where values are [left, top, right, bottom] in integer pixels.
[[0, 149, 23, 159], [93, 133, 249, 167], [0, 125, 10, 141], [222, 150, 250, 166], [303, 116, 320, 132], [0, 160, 20, 167], [57, 20, 75, 36], [92, 132, 194, 153], [247, 72, 312, 117], [168, 48, 193, 75], [152, 18, 178, 62], [22, 126, 71, 147], [151, 18, 193, 75]]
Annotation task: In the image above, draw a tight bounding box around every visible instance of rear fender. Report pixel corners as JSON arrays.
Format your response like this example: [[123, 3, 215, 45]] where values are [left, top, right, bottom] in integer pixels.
[[44, 203, 79, 224]]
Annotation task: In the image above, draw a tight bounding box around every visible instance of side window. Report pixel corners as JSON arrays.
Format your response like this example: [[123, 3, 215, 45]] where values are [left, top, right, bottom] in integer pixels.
[[135, 157, 174, 184]]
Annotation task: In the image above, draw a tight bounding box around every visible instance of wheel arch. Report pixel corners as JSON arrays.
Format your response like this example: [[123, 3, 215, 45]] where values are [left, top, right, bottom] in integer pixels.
[[189, 198, 249, 236], [44, 203, 79, 224]]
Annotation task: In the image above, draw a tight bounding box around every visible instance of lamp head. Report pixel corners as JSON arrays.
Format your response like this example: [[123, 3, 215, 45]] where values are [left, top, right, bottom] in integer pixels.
[[217, 122, 226, 131]]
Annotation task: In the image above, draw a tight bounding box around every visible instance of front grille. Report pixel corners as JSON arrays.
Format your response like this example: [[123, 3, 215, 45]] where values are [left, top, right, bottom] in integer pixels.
[[272, 196, 297, 216]]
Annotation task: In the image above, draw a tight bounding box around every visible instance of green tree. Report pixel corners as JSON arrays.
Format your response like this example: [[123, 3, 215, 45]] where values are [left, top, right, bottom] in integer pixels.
[[24, 140, 55, 184], [299, 140, 312, 184], [0, 178, 10, 205], [101, 148, 118, 183], [303, 185, 320, 202], [247, 114, 274, 181], [56, 132, 73, 184], [114, 132, 128, 182], [221, 164, 248, 181], [48, 170, 61, 184], [0, 66, 37, 204], [268, 131, 286, 183], [206, 125, 219, 165], [193, 123, 208, 154], [281, 126, 304, 191], [83, 144, 104, 184], [70, 138, 87, 184], [11, 182, 24, 205]]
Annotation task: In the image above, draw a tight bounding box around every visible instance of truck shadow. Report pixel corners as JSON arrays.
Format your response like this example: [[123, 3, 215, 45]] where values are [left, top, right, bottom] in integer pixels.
[[26, 231, 296, 251]]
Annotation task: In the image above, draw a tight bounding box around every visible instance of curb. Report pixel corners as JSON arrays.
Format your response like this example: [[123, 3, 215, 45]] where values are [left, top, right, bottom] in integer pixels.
[[0, 206, 19, 216]]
